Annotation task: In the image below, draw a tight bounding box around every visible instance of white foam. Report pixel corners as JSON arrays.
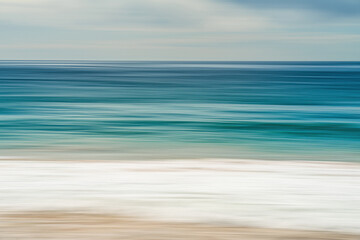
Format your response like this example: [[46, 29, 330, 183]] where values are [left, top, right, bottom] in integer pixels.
[[0, 159, 359, 233]]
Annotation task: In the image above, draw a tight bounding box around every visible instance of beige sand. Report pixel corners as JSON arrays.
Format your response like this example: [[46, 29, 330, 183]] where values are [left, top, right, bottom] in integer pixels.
[[0, 211, 358, 240]]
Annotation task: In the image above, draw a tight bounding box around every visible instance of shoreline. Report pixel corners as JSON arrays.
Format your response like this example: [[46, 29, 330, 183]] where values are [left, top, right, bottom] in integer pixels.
[[1, 159, 359, 235], [1, 211, 359, 240]]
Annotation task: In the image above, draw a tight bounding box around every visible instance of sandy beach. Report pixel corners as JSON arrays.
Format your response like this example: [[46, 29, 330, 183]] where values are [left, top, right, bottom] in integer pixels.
[[1, 211, 359, 240]]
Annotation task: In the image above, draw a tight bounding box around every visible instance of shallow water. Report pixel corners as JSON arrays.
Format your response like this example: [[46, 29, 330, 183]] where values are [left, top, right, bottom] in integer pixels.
[[0, 61, 359, 161]]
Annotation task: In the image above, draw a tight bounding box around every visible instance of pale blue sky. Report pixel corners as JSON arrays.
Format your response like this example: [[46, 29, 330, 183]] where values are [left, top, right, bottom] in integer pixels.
[[0, 0, 359, 60]]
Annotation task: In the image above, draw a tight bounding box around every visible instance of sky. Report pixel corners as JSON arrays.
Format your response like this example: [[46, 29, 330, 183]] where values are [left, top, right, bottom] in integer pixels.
[[0, 0, 359, 60]]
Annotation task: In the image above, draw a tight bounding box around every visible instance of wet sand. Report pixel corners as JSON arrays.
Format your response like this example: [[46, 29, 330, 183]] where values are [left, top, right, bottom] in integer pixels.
[[0, 211, 358, 240]]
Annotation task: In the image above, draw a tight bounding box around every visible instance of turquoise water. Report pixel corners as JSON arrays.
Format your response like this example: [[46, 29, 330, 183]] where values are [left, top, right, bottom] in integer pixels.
[[0, 61, 359, 161]]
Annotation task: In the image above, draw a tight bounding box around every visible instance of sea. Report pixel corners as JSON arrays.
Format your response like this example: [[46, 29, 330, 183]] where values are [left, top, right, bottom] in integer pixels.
[[0, 61, 359, 233], [0, 61, 359, 162]]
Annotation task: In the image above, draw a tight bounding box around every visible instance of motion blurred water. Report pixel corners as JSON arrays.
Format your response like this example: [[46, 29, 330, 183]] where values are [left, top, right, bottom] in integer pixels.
[[0, 61, 359, 161], [1, 160, 360, 233], [1, 61, 360, 235]]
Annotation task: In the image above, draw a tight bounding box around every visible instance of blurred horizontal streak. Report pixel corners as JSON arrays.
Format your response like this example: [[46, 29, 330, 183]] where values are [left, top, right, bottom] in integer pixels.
[[0, 160, 359, 234], [1, 212, 359, 240], [0, 61, 359, 161]]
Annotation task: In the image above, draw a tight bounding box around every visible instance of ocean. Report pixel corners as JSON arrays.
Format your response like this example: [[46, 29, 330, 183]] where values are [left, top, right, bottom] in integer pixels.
[[1, 61, 360, 234], [0, 61, 359, 162]]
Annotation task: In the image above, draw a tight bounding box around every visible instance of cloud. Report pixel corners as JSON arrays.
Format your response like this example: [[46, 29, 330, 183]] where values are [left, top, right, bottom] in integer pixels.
[[0, 0, 359, 60], [222, 0, 360, 18], [0, 0, 271, 32]]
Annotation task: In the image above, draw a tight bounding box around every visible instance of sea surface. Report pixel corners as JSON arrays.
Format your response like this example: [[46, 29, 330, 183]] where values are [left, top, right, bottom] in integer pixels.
[[0, 61, 359, 162]]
